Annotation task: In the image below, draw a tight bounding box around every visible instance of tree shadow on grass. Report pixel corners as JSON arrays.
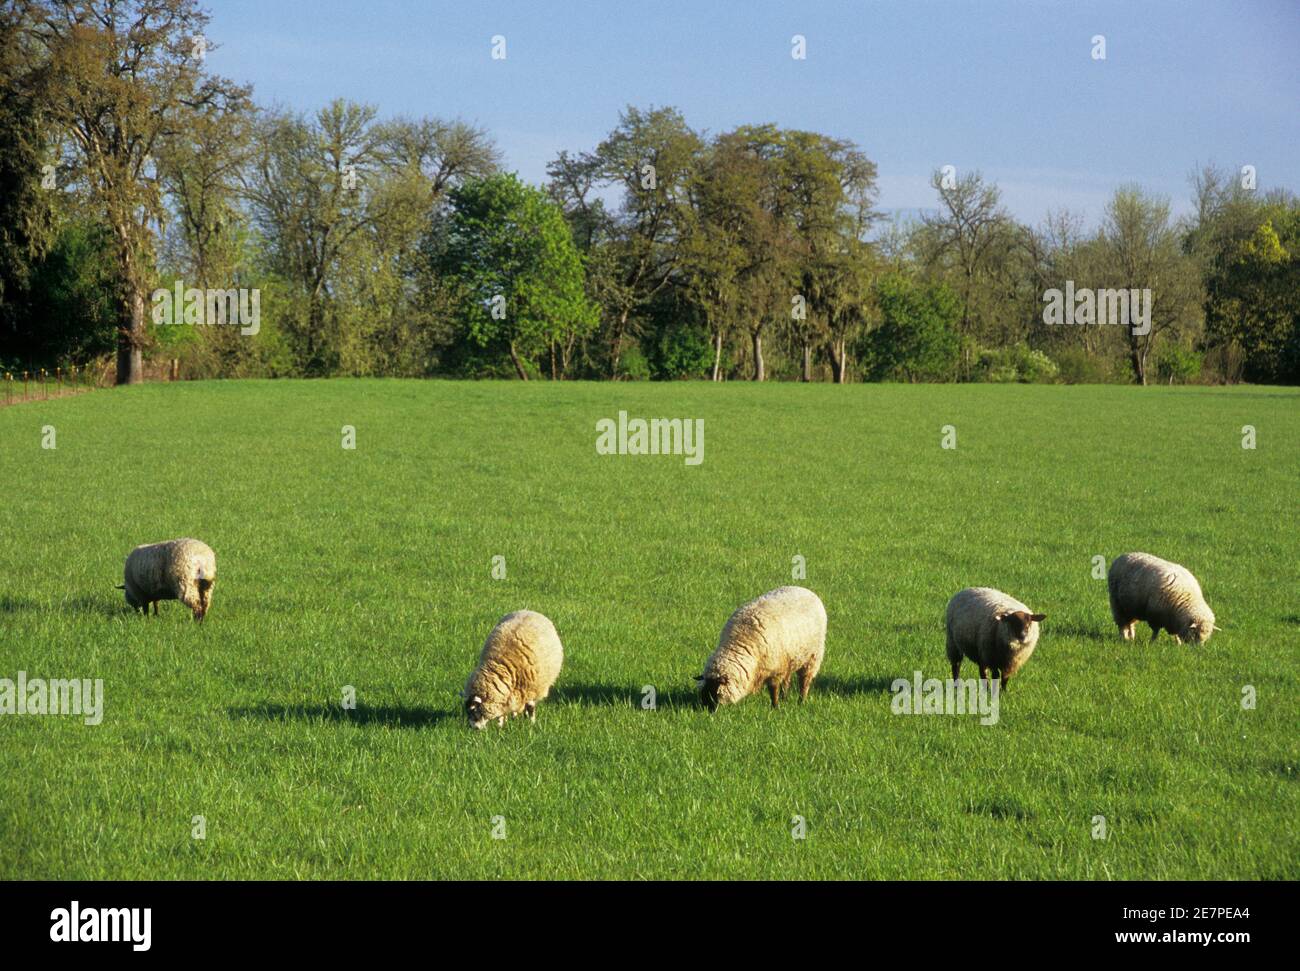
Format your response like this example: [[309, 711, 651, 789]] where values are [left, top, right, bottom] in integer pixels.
[[228, 703, 454, 729]]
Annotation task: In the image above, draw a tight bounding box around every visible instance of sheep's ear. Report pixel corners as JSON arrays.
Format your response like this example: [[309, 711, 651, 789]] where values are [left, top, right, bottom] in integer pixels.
[[1030, 613, 1046, 622]]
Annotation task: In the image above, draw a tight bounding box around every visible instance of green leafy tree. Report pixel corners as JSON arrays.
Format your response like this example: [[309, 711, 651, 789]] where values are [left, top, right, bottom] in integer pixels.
[[433, 173, 597, 380], [15, 0, 250, 384], [861, 272, 960, 382]]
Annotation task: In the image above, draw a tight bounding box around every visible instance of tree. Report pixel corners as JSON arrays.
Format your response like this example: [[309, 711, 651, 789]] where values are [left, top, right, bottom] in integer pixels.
[[432, 173, 597, 380], [1188, 166, 1300, 383], [0, 5, 56, 362], [917, 170, 1022, 377], [15, 0, 250, 384], [577, 106, 702, 377], [861, 272, 960, 382], [1097, 186, 1202, 385]]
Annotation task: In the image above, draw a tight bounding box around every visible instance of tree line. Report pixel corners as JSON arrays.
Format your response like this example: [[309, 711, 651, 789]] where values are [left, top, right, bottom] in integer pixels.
[[2, 0, 1297, 386]]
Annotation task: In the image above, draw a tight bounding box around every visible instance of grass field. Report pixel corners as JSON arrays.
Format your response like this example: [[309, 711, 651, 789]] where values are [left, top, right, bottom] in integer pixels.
[[1, 379, 1296, 879]]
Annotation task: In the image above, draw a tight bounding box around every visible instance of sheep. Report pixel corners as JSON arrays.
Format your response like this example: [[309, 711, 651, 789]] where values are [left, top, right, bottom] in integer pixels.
[[1108, 552, 1218, 645], [118, 538, 216, 621], [695, 586, 826, 711], [945, 587, 1045, 693], [461, 610, 564, 729]]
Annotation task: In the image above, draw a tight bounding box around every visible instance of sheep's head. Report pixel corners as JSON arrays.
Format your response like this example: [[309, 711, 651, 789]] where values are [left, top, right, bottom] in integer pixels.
[[462, 692, 500, 730], [997, 610, 1045, 648], [193, 576, 214, 622], [695, 672, 737, 712], [1183, 610, 1218, 645]]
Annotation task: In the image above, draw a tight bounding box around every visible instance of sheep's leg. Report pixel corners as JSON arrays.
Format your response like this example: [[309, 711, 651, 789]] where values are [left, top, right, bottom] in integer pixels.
[[1119, 621, 1135, 641], [979, 666, 989, 689], [767, 679, 780, 708], [950, 659, 961, 681], [998, 672, 1009, 695], [524, 701, 537, 721], [1149, 625, 1160, 644], [797, 667, 813, 703], [152, 601, 159, 617]]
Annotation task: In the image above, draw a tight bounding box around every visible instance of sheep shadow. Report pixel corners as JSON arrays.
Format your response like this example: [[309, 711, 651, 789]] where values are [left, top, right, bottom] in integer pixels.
[[0, 595, 41, 614], [813, 674, 900, 698], [1050, 620, 1113, 642], [553, 681, 695, 709], [0, 594, 125, 618], [227, 703, 453, 729]]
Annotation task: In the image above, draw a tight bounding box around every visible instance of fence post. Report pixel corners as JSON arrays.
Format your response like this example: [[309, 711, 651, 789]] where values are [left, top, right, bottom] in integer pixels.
[[4, 373, 10, 406], [56, 366, 62, 393], [41, 368, 48, 399], [23, 370, 28, 400]]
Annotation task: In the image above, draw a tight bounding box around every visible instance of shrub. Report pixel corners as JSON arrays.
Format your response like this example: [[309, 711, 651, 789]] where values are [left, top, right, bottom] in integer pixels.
[[973, 343, 1060, 383], [1154, 344, 1203, 384]]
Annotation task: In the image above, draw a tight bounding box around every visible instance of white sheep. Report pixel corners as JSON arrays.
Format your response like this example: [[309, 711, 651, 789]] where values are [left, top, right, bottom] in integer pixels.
[[119, 538, 217, 621], [945, 587, 1045, 692], [695, 586, 826, 711], [461, 610, 564, 729], [1108, 552, 1218, 645]]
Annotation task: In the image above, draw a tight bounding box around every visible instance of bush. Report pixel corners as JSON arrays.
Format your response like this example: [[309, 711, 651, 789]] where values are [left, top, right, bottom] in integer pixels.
[[860, 273, 961, 382], [618, 343, 651, 380], [973, 343, 1060, 383], [1052, 347, 1116, 384], [1154, 344, 1203, 384], [653, 325, 713, 380]]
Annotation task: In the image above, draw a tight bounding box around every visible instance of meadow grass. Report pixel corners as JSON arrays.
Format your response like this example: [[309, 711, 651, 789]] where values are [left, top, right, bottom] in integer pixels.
[[0, 379, 1296, 879]]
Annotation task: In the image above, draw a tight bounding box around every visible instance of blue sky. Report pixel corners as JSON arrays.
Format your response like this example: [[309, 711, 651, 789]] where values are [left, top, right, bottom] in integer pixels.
[[206, 0, 1299, 225]]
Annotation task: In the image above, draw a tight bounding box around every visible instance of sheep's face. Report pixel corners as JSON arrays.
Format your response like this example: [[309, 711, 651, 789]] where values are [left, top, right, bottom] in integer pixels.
[[696, 673, 737, 712], [463, 694, 498, 730], [998, 610, 1045, 648], [192, 578, 214, 622], [1183, 612, 1216, 645]]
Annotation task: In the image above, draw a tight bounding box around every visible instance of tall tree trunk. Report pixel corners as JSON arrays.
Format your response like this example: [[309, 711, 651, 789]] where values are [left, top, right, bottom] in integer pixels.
[[711, 331, 723, 382], [801, 342, 812, 382], [752, 331, 765, 381], [1129, 337, 1147, 385], [115, 284, 144, 385], [509, 341, 528, 381], [609, 311, 630, 378], [837, 341, 848, 384], [829, 339, 846, 384], [550, 342, 557, 381], [113, 223, 145, 386]]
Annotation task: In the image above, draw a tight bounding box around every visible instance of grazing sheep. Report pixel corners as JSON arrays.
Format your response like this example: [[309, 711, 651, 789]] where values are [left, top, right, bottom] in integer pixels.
[[946, 587, 1045, 692], [1108, 552, 1218, 645], [695, 586, 826, 711], [461, 610, 564, 729], [118, 539, 217, 621]]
